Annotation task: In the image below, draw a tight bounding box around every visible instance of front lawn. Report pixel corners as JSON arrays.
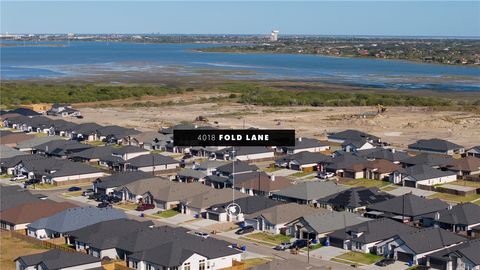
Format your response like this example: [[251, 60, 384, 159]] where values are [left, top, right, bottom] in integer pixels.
[[114, 202, 139, 211], [243, 232, 291, 245], [428, 193, 480, 204], [149, 209, 180, 218], [338, 178, 390, 188], [263, 166, 281, 172], [289, 171, 315, 178], [334, 251, 383, 265], [242, 258, 271, 269]]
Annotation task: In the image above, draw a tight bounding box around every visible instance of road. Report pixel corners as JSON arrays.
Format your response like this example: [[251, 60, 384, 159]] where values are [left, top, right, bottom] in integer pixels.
[[29, 187, 354, 270]]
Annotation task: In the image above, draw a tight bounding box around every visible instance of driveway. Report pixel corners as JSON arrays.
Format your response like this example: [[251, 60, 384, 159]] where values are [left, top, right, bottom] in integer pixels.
[[385, 186, 436, 197], [161, 213, 196, 225], [361, 261, 409, 270], [308, 246, 349, 260], [270, 169, 298, 177], [183, 218, 220, 230]]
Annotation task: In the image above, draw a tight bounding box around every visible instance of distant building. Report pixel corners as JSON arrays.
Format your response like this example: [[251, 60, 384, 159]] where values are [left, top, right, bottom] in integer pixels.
[[270, 30, 279, 41]]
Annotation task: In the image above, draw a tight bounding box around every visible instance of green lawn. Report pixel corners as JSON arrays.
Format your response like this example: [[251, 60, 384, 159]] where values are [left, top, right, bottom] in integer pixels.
[[243, 232, 292, 245], [263, 166, 281, 172], [114, 202, 139, 211], [428, 193, 480, 204], [0, 174, 12, 179], [149, 209, 180, 218], [83, 140, 106, 147], [338, 178, 390, 188], [334, 252, 383, 265], [289, 171, 315, 178], [448, 180, 480, 188], [380, 185, 398, 191], [242, 258, 271, 269]]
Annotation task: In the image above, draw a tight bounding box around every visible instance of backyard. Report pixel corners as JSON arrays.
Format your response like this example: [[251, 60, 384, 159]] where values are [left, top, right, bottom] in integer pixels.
[[428, 193, 480, 204], [338, 178, 391, 188], [0, 232, 48, 270]]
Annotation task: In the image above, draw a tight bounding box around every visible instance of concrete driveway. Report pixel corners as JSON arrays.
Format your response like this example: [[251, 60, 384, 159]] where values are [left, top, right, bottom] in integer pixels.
[[309, 246, 349, 260], [361, 261, 409, 270], [161, 213, 196, 225], [270, 169, 298, 177], [183, 218, 220, 230]]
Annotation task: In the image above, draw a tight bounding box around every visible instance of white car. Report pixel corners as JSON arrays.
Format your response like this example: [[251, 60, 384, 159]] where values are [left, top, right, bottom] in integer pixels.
[[194, 232, 209, 239], [317, 172, 335, 179], [10, 175, 27, 181]]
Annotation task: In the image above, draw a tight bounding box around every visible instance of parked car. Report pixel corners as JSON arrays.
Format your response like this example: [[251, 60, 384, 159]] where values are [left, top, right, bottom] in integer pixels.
[[318, 171, 335, 179], [95, 194, 109, 202], [194, 232, 209, 239], [68, 186, 82, 192], [97, 202, 110, 208], [375, 258, 395, 267], [82, 189, 94, 197], [136, 204, 155, 211], [24, 179, 40, 186], [235, 226, 255, 235], [10, 175, 27, 181], [291, 239, 308, 249], [274, 242, 293, 250], [108, 196, 122, 203]]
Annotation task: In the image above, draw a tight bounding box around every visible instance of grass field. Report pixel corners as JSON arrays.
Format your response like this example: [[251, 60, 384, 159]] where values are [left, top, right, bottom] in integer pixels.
[[263, 166, 281, 173], [289, 171, 315, 178], [149, 209, 180, 219], [338, 178, 391, 188], [428, 193, 480, 204], [333, 251, 383, 266], [448, 180, 480, 188], [243, 232, 291, 245], [0, 232, 48, 270], [242, 258, 271, 269], [114, 202, 139, 211]]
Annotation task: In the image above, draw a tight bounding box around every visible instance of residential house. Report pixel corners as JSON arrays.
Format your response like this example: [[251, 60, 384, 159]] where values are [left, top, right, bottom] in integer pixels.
[[179, 188, 249, 218], [400, 153, 454, 168], [318, 187, 395, 213], [356, 148, 410, 164], [441, 156, 480, 176], [0, 200, 76, 231], [279, 137, 330, 154], [230, 171, 293, 196], [408, 139, 465, 156], [377, 228, 466, 265], [0, 145, 27, 159], [68, 122, 103, 141], [391, 165, 458, 188], [111, 145, 150, 161], [120, 153, 180, 173], [426, 239, 480, 270], [7, 108, 42, 117], [244, 203, 324, 234], [0, 132, 35, 147], [206, 196, 283, 222], [365, 193, 448, 224], [122, 131, 170, 150], [326, 218, 418, 252], [466, 146, 480, 158], [324, 152, 369, 177], [27, 206, 126, 239], [216, 161, 258, 177], [205, 174, 230, 189], [362, 159, 402, 180], [93, 171, 153, 195], [46, 103, 81, 117], [96, 125, 141, 144], [342, 138, 376, 153], [15, 136, 64, 152], [213, 146, 275, 161], [287, 211, 368, 241], [15, 249, 101, 270], [69, 145, 116, 162], [423, 203, 480, 237], [271, 181, 347, 207], [193, 159, 226, 175], [0, 154, 45, 175], [274, 151, 331, 171], [327, 129, 380, 144], [0, 186, 42, 211], [33, 139, 93, 158], [176, 168, 208, 183]]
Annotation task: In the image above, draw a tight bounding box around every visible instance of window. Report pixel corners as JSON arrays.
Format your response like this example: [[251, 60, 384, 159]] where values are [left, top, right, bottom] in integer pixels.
[[131, 261, 138, 269], [199, 259, 206, 270], [147, 264, 153, 270], [183, 262, 191, 270]]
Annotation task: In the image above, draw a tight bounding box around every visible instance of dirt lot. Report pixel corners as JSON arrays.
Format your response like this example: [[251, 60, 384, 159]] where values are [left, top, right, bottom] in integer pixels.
[[69, 96, 480, 149], [0, 232, 48, 270]]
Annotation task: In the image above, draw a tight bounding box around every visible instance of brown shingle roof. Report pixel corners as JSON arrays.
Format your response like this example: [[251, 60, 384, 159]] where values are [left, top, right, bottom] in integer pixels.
[[233, 172, 293, 193], [445, 157, 480, 172], [0, 200, 77, 225], [0, 133, 35, 146], [364, 159, 402, 173]]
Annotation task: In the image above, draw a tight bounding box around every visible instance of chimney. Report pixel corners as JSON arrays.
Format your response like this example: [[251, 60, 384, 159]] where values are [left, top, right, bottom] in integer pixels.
[[270, 175, 275, 181], [298, 137, 302, 142], [434, 212, 440, 220]]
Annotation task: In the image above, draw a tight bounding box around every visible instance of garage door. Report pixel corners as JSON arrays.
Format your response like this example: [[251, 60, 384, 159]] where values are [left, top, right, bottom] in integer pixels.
[[208, 212, 220, 221], [403, 180, 416, 188], [397, 252, 414, 263], [290, 164, 301, 171], [329, 237, 344, 248], [429, 258, 446, 270]]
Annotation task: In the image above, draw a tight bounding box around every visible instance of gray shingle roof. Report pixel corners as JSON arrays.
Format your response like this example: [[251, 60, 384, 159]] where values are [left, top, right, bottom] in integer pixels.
[[208, 196, 283, 215], [273, 181, 348, 201], [367, 193, 448, 218], [0, 185, 41, 211], [399, 227, 466, 254], [398, 164, 456, 181], [319, 187, 395, 209], [15, 136, 65, 149], [296, 211, 368, 234], [112, 145, 149, 155], [284, 137, 329, 151], [34, 140, 93, 156], [121, 154, 179, 167], [276, 151, 331, 166], [216, 161, 258, 174], [401, 153, 454, 167], [27, 206, 126, 233], [71, 146, 116, 160], [16, 249, 100, 269], [328, 129, 379, 142], [95, 171, 153, 189], [356, 148, 410, 162], [0, 145, 27, 158], [434, 203, 480, 225], [408, 138, 464, 152]]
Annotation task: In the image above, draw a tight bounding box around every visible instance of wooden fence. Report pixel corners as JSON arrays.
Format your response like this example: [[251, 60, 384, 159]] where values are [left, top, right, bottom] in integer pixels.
[[0, 229, 75, 252]]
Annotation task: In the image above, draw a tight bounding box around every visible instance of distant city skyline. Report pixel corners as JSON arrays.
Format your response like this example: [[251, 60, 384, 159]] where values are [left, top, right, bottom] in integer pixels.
[[1, 1, 479, 37]]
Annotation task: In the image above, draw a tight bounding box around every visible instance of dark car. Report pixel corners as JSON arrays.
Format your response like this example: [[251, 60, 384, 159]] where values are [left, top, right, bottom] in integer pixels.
[[24, 179, 40, 186], [82, 189, 94, 196], [95, 194, 109, 202], [235, 226, 255, 235], [291, 239, 308, 249], [136, 204, 155, 211], [108, 196, 122, 203], [68, 186, 82, 192], [97, 202, 110, 208], [375, 258, 395, 267]]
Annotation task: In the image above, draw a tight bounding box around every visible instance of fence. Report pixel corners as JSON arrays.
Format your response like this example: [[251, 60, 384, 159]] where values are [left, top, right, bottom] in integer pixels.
[[0, 229, 75, 252]]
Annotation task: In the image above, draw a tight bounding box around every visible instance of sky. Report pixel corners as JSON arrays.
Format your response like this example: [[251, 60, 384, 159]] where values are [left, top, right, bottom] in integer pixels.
[[1, 1, 479, 37]]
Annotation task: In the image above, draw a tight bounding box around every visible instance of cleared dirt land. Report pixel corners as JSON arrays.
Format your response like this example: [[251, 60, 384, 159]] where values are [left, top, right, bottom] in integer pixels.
[[68, 92, 480, 149]]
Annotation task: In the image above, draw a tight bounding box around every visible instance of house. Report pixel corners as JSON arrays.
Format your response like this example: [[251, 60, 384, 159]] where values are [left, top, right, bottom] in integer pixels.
[[391, 165, 458, 188], [120, 153, 180, 173], [362, 159, 402, 180], [324, 152, 369, 177], [111, 145, 150, 160], [14, 136, 64, 152], [68, 122, 103, 141], [96, 125, 141, 143], [8, 107, 42, 117], [230, 171, 293, 196], [33, 139, 93, 158], [69, 145, 116, 162], [441, 156, 480, 176], [326, 218, 418, 252], [48, 119, 78, 136], [244, 203, 324, 234], [176, 168, 208, 183], [1, 154, 45, 175], [408, 138, 465, 156], [213, 146, 275, 161], [365, 193, 448, 224], [15, 249, 101, 270], [271, 181, 347, 207], [0, 132, 35, 147], [27, 206, 126, 239], [426, 239, 480, 270], [318, 187, 395, 213], [0, 200, 76, 231], [279, 137, 330, 154], [206, 196, 283, 222], [342, 138, 376, 152], [46, 103, 81, 117], [466, 146, 480, 158], [66, 219, 154, 258], [14, 157, 108, 185], [122, 131, 170, 150], [377, 228, 466, 265], [287, 211, 368, 241], [0, 186, 42, 211], [93, 171, 153, 195], [356, 147, 410, 164], [327, 129, 380, 144], [0, 145, 27, 159], [400, 153, 454, 168], [118, 177, 211, 210], [216, 160, 258, 177], [192, 159, 226, 175], [274, 151, 331, 171], [423, 203, 480, 237], [179, 188, 249, 218]]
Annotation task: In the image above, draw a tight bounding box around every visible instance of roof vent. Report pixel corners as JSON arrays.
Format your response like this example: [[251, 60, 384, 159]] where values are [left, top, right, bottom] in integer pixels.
[[298, 137, 302, 142]]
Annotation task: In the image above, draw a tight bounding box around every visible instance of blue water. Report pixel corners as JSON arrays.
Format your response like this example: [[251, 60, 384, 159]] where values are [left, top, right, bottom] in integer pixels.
[[1, 41, 479, 91]]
